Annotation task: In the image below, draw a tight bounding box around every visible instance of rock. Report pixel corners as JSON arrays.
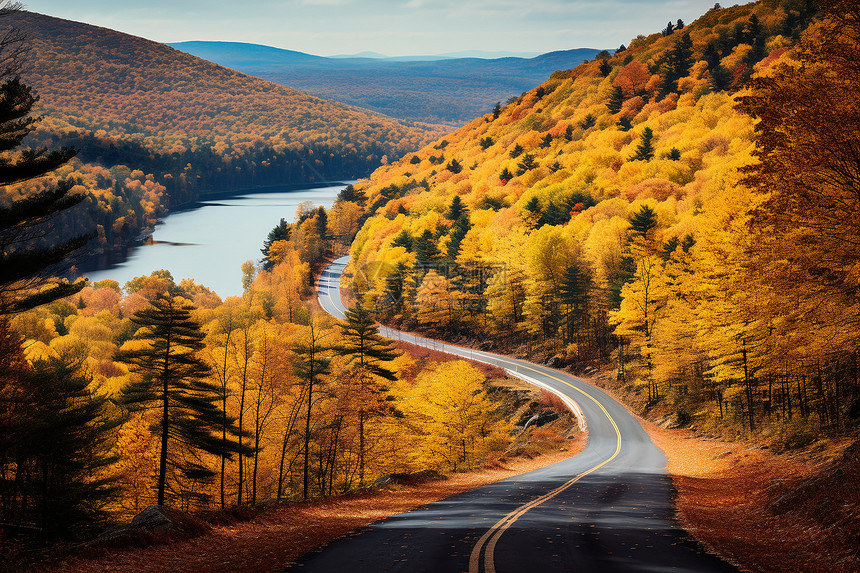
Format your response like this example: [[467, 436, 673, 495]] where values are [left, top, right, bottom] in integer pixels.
[[130, 505, 173, 530], [770, 494, 788, 513], [372, 470, 446, 488], [409, 469, 445, 482], [130, 504, 211, 537], [517, 411, 559, 431], [88, 505, 211, 550], [371, 473, 398, 488]]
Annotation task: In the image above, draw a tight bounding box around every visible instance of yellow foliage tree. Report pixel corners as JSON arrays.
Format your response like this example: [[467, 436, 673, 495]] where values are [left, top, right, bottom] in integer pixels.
[[402, 361, 510, 472]]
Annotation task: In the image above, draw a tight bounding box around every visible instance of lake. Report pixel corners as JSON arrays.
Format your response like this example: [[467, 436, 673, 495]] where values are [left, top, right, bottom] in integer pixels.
[[84, 183, 347, 298]]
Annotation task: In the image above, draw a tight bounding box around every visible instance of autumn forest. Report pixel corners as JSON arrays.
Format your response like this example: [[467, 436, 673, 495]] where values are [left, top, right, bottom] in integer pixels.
[[348, 0, 854, 444], [1, 0, 859, 570]]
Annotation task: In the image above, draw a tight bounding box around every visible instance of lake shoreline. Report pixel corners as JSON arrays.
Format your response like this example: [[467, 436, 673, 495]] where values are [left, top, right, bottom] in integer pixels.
[[173, 179, 352, 212], [76, 183, 347, 296]]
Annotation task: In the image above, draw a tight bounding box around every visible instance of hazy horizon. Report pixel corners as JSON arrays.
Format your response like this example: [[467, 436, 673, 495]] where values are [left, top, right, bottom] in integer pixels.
[[24, 0, 719, 58]]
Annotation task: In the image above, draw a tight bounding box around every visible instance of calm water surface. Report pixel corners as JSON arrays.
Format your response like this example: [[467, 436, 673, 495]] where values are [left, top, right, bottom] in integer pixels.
[[85, 183, 346, 298]]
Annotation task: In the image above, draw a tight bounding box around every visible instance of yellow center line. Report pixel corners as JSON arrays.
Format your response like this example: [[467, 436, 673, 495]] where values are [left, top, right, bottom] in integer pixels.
[[467, 361, 623, 573], [323, 260, 622, 573]]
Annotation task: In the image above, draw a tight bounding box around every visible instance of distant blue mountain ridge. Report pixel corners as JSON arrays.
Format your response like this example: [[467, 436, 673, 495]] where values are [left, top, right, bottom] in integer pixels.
[[169, 41, 605, 124]]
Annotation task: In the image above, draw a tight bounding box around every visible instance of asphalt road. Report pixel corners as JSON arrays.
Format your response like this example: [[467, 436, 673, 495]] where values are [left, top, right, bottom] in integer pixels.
[[295, 255, 737, 573]]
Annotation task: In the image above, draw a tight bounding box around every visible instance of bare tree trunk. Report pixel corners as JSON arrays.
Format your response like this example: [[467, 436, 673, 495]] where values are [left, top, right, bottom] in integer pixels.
[[218, 325, 232, 509], [743, 343, 754, 432], [277, 384, 306, 501], [158, 333, 171, 506], [237, 325, 252, 505]]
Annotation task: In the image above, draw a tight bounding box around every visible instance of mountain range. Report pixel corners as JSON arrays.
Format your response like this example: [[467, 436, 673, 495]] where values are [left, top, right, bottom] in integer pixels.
[[169, 41, 605, 124]]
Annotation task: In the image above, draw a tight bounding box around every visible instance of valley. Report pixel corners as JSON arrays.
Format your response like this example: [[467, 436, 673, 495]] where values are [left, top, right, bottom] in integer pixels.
[[1, 0, 858, 571]]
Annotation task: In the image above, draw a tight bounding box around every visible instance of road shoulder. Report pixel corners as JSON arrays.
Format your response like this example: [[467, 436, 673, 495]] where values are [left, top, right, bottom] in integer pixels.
[[644, 422, 859, 573]]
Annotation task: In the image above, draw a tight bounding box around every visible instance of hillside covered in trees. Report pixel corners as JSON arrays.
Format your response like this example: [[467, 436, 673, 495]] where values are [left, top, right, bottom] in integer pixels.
[[4, 196, 561, 547], [0, 11, 443, 266], [341, 0, 859, 446], [5, 0, 860, 568]]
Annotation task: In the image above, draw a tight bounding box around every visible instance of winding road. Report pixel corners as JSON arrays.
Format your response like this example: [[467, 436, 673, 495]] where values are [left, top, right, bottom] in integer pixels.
[[290, 255, 736, 572]]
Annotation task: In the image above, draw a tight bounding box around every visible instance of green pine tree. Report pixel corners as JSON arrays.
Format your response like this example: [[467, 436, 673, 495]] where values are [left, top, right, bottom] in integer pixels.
[[337, 302, 402, 485], [538, 201, 570, 226], [446, 195, 468, 221], [565, 124, 575, 141], [703, 42, 721, 70], [261, 218, 291, 269], [413, 229, 440, 263], [580, 114, 596, 130], [338, 302, 401, 380], [630, 127, 656, 161], [117, 295, 246, 506], [337, 184, 366, 205], [607, 85, 625, 114], [446, 158, 463, 174], [0, 75, 90, 315], [524, 196, 541, 215], [629, 204, 658, 238], [659, 32, 694, 98], [710, 63, 733, 91], [447, 215, 472, 259], [599, 58, 612, 77], [25, 358, 121, 538], [0, 331, 121, 539], [391, 229, 413, 252], [517, 153, 537, 175], [381, 262, 408, 315], [560, 262, 591, 347]]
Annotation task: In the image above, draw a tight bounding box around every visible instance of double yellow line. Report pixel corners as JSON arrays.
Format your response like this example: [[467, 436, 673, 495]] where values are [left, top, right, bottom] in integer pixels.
[[467, 362, 622, 573]]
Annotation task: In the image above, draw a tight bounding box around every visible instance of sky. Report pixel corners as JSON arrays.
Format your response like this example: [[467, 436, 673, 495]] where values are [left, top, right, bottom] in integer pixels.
[[23, 0, 721, 57]]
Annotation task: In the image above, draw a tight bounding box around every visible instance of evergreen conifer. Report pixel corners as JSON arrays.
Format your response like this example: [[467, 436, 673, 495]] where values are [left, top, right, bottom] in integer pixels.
[[629, 204, 658, 238], [117, 295, 245, 506], [630, 127, 656, 161], [607, 86, 625, 114]]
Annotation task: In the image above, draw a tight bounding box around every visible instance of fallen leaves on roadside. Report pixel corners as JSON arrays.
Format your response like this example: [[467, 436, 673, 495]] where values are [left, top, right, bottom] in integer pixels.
[[38, 437, 585, 573], [645, 422, 859, 573]]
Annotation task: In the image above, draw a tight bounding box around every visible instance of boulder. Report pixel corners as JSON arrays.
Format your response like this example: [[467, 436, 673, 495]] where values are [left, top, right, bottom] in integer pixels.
[[372, 470, 446, 488], [131, 505, 211, 536]]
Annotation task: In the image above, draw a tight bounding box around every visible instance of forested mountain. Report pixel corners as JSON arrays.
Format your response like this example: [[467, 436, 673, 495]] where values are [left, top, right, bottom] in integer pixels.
[[0, 11, 442, 264], [341, 0, 858, 445], [170, 41, 604, 124], [1, 6, 525, 536], [6, 0, 859, 562]]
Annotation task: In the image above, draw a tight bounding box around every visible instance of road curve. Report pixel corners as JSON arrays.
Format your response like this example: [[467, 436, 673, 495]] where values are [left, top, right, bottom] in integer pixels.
[[294, 255, 736, 573]]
